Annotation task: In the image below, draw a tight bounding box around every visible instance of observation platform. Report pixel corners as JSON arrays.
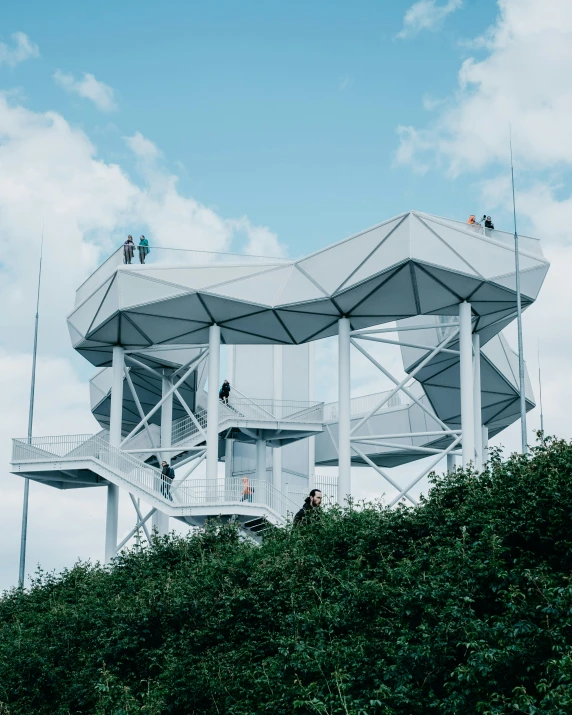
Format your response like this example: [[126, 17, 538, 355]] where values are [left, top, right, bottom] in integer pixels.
[[11, 209, 549, 556], [68, 211, 548, 364]]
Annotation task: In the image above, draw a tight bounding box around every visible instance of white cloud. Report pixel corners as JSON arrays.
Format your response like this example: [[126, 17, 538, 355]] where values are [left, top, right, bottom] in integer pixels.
[[339, 74, 352, 91], [395, 0, 572, 175], [125, 131, 161, 160], [0, 94, 288, 589], [0, 32, 39, 68], [394, 0, 572, 462], [397, 0, 463, 39], [53, 70, 117, 112], [229, 216, 286, 258]]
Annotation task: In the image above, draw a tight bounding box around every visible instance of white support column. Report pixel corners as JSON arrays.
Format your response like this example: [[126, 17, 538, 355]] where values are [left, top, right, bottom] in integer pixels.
[[153, 372, 172, 536], [272, 345, 283, 492], [459, 302, 475, 468], [308, 341, 316, 492], [256, 437, 267, 483], [338, 317, 351, 503], [482, 425, 489, 467], [106, 345, 124, 563], [446, 453, 456, 473], [225, 437, 233, 483], [473, 333, 483, 472], [206, 324, 221, 485]]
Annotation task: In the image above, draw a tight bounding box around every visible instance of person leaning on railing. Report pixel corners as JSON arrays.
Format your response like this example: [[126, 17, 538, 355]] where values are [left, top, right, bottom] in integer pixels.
[[138, 235, 150, 264]]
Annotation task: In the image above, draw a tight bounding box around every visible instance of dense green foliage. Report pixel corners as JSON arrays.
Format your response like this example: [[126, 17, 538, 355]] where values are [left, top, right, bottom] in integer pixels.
[[2, 439, 572, 714]]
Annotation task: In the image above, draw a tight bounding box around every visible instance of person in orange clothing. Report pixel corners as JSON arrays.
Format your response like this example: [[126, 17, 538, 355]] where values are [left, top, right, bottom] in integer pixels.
[[467, 215, 480, 226], [240, 476, 254, 502]]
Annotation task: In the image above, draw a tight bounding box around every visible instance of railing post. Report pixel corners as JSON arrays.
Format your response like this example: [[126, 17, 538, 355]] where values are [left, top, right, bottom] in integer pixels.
[[459, 302, 475, 468], [206, 324, 221, 488], [473, 333, 483, 471], [338, 317, 351, 503], [106, 345, 123, 563]]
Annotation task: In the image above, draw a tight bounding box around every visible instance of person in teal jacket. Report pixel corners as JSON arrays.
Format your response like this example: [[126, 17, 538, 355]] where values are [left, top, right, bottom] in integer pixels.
[[138, 235, 150, 264]]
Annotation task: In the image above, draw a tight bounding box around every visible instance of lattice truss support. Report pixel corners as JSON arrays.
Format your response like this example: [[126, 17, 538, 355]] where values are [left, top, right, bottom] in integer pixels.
[[338, 300, 486, 507], [106, 344, 210, 558]]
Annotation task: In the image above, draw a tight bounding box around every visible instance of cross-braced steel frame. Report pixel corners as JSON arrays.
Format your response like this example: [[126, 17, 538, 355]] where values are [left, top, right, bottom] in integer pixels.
[[335, 301, 486, 507]]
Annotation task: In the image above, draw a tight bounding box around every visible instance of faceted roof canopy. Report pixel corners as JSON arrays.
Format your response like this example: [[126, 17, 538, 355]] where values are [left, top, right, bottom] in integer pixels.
[[68, 211, 549, 366]]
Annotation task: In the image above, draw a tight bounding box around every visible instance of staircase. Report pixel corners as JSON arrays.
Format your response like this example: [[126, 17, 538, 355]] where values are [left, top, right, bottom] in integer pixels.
[[11, 434, 299, 527], [170, 393, 324, 449]]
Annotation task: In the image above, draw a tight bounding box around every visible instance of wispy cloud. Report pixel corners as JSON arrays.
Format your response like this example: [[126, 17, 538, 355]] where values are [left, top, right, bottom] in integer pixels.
[[397, 0, 463, 39], [125, 131, 162, 160], [53, 70, 117, 112], [339, 74, 353, 91], [0, 32, 39, 67]]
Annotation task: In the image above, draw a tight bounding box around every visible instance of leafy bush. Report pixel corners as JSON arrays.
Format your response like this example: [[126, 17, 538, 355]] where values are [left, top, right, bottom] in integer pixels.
[[2, 438, 572, 714]]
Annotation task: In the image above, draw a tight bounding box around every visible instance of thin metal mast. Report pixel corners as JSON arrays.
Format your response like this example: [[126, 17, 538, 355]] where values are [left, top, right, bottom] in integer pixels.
[[509, 128, 527, 454], [18, 230, 44, 587], [538, 340, 544, 434]]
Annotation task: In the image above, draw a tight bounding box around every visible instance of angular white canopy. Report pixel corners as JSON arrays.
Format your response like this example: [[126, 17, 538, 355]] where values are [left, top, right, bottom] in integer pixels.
[[68, 211, 549, 365]]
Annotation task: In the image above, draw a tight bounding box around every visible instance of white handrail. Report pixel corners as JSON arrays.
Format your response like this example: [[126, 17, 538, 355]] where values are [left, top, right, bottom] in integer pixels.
[[11, 434, 298, 519]]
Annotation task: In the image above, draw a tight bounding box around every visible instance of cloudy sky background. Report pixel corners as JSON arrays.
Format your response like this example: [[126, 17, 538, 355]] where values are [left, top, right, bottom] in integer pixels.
[[1, 0, 572, 591]]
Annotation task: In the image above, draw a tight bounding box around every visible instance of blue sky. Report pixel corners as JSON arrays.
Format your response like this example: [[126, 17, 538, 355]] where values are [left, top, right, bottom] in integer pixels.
[[2, 0, 572, 590], [2, 0, 498, 255]]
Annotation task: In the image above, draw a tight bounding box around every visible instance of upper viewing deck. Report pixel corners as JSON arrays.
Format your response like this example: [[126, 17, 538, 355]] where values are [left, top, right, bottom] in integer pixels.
[[68, 211, 549, 365]]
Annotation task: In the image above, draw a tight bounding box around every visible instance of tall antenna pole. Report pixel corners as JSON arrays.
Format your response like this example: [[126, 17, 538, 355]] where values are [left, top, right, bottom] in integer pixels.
[[538, 340, 544, 434], [18, 229, 44, 587], [509, 127, 528, 455]]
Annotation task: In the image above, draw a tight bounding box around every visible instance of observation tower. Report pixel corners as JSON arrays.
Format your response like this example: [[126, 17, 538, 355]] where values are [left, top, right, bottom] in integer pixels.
[[11, 211, 549, 561]]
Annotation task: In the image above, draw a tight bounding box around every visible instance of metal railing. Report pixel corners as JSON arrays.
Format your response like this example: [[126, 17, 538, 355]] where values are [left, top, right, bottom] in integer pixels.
[[11, 435, 297, 519], [323, 390, 407, 422], [173, 477, 298, 518], [171, 396, 324, 446], [75, 245, 292, 306]]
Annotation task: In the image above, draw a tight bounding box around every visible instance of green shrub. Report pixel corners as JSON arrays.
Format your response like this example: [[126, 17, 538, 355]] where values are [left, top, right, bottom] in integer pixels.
[[2, 437, 572, 714]]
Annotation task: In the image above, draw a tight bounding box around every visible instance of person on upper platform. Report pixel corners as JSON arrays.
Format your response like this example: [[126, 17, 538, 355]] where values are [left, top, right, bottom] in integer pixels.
[[484, 216, 495, 229], [466, 215, 480, 226], [123, 235, 135, 264], [138, 235, 150, 264]]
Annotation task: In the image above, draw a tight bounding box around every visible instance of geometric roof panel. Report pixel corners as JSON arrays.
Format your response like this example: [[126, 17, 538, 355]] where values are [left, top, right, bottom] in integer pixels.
[[68, 210, 550, 365]]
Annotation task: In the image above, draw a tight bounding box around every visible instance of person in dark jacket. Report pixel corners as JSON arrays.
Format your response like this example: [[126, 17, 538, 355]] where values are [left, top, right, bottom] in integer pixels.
[[484, 216, 494, 229], [138, 235, 150, 264], [219, 379, 231, 405], [294, 489, 322, 525], [160, 460, 175, 501], [123, 235, 135, 264]]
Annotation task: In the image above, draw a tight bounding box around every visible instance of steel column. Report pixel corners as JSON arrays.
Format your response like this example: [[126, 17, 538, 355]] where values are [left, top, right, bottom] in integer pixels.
[[225, 437, 233, 482], [472, 334, 483, 471], [446, 453, 456, 473], [482, 425, 489, 466], [106, 345, 124, 563], [308, 341, 316, 492], [338, 317, 351, 502], [153, 373, 172, 536], [206, 324, 221, 484], [272, 345, 282, 491], [256, 438, 267, 482], [459, 302, 475, 468]]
